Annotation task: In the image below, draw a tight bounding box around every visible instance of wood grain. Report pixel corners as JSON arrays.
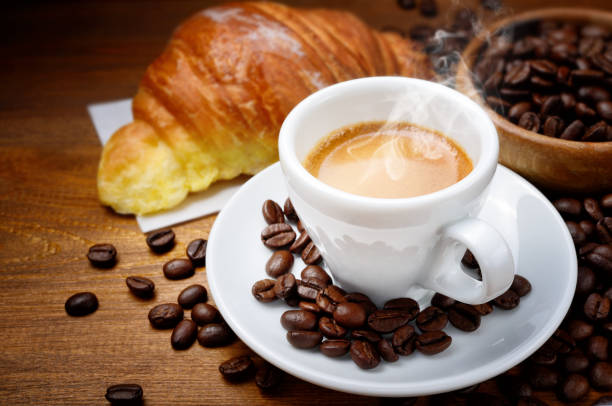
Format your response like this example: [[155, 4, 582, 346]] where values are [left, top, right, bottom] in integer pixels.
[[1, 0, 611, 404]]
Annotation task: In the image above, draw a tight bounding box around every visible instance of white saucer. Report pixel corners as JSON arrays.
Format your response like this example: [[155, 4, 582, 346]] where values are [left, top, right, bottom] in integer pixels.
[[207, 163, 576, 397]]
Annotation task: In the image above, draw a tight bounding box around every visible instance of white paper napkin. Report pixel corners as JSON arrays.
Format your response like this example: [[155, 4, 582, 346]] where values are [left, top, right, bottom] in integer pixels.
[[87, 99, 247, 233]]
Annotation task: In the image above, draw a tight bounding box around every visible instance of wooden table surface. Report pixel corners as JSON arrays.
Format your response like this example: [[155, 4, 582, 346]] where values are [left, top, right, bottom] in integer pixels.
[[2, 0, 611, 404]]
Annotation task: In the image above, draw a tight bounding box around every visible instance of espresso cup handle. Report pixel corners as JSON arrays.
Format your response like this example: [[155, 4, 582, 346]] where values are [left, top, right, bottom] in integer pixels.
[[423, 218, 515, 305]]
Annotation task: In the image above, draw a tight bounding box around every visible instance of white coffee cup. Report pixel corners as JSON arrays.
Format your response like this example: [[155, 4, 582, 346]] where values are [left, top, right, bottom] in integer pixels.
[[278, 77, 515, 306]]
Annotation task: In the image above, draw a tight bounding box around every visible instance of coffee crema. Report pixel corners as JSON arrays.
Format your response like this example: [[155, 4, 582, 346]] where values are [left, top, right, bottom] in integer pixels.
[[303, 121, 473, 199]]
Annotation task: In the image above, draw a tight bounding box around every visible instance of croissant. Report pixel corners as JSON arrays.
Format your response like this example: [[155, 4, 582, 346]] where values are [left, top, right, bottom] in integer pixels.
[[97, 1, 434, 214]]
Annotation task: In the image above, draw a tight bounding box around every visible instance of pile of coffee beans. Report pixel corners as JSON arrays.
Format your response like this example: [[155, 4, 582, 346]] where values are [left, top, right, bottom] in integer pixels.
[[252, 198, 531, 370], [475, 20, 612, 142]]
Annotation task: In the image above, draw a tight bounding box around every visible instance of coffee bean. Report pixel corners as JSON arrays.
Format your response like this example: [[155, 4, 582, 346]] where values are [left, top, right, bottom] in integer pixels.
[[176, 284, 207, 309], [252, 279, 277, 302], [281, 310, 317, 331], [580, 220, 596, 237], [540, 95, 563, 116], [542, 116, 564, 137], [262, 200, 285, 224], [598, 219, 612, 243], [345, 292, 377, 315], [504, 62, 531, 87], [431, 293, 456, 309], [297, 279, 323, 301], [145, 228, 175, 254], [261, 223, 296, 249], [289, 232, 310, 254], [148, 303, 183, 329], [554, 198, 582, 217], [576, 102, 597, 120], [586, 244, 612, 273], [163, 258, 194, 280], [577, 266, 597, 296], [416, 331, 452, 355], [419, 0, 437, 17], [561, 92, 576, 110], [546, 329, 576, 354], [566, 220, 587, 245], [518, 112, 540, 132], [186, 239, 207, 267], [265, 250, 294, 278], [191, 303, 219, 325], [301, 242, 322, 265], [511, 275, 532, 296], [566, 319, 594, 341], [528, 365, 560, 389], [125, 276, 155, 298], [494, 289, 520, 310], [560, 119, 586, 140], [105, 383, 143, 405], [286, 330, 322, 349], [508, 102, 533, 123], [274, 273, 296, 300], [590, 362, 612, 390], [219, 355, 254, 382], [255, 362, 283, 390], [530, 346, 557, 365], [563, 349, 590, 373], [448, 303, 481, 331], [531, 59, 558, 77], [559, 373, 590, 402], [320, 339, 351, 357], [585, 292, 610, 321], [383, 298, 420, 319], [87, 244, 117, 268], [171, 319, 197, 350], [368, 309, 412, 333], [333, 302, 366, 329], [350, 340, 380, 369], [377, 338, 399, 362], [587, 336, 609, 361], [298, 301, 321, 314], [197, 323, 234, 347], [585, 198, 604, 221], [296, 220, 305, 233], [65, 292, 98, 317], [473, 302, 494, 315], [597, 101, 612, 120], [283, 198, 299, 222], [300, 265, 332, 285], [351, 329, 382, 343], [583, 121, 609, 142], [416, 306, 448, 332], [316, 285, 346, 314], [558, 66, 572, 86], [392, 325, 417, 355], [500, 88, 530, 101], [318, 316, 347, 339]]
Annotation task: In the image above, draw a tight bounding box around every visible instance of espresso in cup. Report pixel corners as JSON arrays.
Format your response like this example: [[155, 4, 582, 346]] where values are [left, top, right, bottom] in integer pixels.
[[303, 121, 473, 199]]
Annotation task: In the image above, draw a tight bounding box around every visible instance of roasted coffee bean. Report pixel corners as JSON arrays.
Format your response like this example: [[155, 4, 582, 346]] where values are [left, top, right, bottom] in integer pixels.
[[561, 92, 577, 110], [602, 193, 612, 209], [550, 42, 577, 62], [419, 0, 437, 17], [583, 121, 609, 141], [559, 373, 590, 402], [297, 279, 323, 301], [518, 112, 540, 132], [580, 220, 596, 237], [531, 76, 555, 88], [171, 319, 197, 350], [504, 62, 531, 87], [163, 258, 194, 280], [191, 303, 219, 325], [496, 375, 533, 400], [576, 102, 597, 120], [286, 330, 322, 349], [508, 102, 533, 123], [597, 101, 612, 120], [591, 362, 612, 390], [416, 331, 452, 355], [554, 198, 582, 217], [281, 310, 317, 331], [528, 365, 560, 389], [493, 289, 520, 310], [125, 276, 155, 298], [105, 383, 143, 405], [416, 306, 448, 332], [289, 232, 310, 254], [333, 302, 366, 329], [316, 285, 346, 314], [255, 362, 283, 390], [586, 244, 612, 273], [148, 303, 183, 329], [579, 86, 610, 104], [345, 292, 377, 315], [368, 309, 412, 333], [252, 279, 277, 302], [448, 303, 481, 331], [577, 266, 597, 296], [558, 66, 572, 86], [87, 244, 117, 268], [542, 116, 564, 137], [473, 302, 494, 315], [566, 319, 594, 341], [350, 329, 381, 343], [301, 241, 322, 265], [431, 293, 456, 309], [377, 338, 399, 362], [540, 95, 563, 116], [532, 92, 547, 107], [296, 220, 305, 233], [197, 323, 234, 347], [320, 339, 350, 357], [177, 284, 207, 309], [546, 329, 576, 354], [145, 228, 175, 254], [261, 223, 296, 248], [510, 275, 532, 296], [265, 250, 294, 278], [392, 325, 417, 355], [563, 349, 590, 373], [566, 220, 587, 245], [531, 59, 558, 77], [383, 298, 419, 318], [186, 238, 207, 266], [274, 273, 296, 300], [585, 198, 604, 221], [299, 301, 321, 314], [531, 346, 557, 365], [598, 219, 612, 243], [219, 355, 254, 382], [587, 336, 609, 361], [318, 316, 347, 338], [350, 340, 380, 369], [65, 292, 98, 317], [300, 265, 331, 285], [572, 69, 605, 84], [585, 292, 610, 321], [262, 200, 285, 224], [500, 88, 530, 101], [560, 119, 586, 140], [283, 198, 299, 222]]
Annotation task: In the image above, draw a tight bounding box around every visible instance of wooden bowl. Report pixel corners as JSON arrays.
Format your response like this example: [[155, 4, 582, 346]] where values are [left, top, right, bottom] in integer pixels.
[[456, 8, 612, 193]]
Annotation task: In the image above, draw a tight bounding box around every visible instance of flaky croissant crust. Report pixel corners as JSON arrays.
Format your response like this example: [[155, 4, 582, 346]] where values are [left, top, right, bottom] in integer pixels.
[[97, 1, 434, 214]]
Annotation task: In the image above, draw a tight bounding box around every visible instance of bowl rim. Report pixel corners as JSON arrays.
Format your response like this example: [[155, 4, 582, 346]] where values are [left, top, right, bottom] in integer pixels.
[[456, 7, 612, 152]]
